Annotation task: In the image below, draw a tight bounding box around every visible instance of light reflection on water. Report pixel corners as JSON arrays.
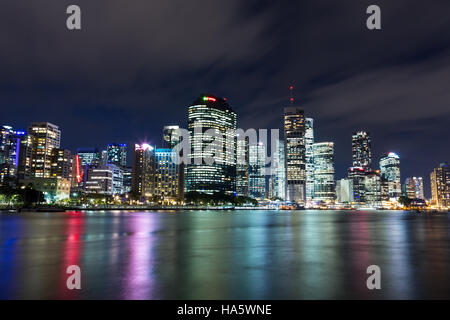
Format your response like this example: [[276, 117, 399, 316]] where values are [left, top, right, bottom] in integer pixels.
[[0, 210, 450, 299]]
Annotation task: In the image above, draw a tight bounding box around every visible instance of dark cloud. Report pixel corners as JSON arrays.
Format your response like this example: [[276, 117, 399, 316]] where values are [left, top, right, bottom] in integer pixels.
[[0, 0, 449, 196]]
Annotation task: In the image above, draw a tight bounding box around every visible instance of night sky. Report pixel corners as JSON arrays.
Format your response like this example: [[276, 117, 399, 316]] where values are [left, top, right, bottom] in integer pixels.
[[1, 1, 449, 196]]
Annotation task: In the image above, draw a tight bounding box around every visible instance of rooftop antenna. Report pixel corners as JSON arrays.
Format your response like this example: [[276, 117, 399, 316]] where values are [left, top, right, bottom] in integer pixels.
[[289, 83, 294, 106]]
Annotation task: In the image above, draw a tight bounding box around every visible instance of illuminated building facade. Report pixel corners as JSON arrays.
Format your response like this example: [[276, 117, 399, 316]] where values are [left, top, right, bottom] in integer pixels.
[[155, 149, 182, 203], [348, 167, 366, 203], [336, 178, 354, 204], [17, 133, 33, 181], [284, 107, 306, 204], [163, 125, 181, 149], [185, 95, 237, 195], [131, 143, 156, 200], [404, 177, 424, 200], [352, 131, 372, 169], [77, 148, 100, 167], [269, 139, 286, 200], [28, 177, 71, 202], [312, 142, 335, 201], [305, 118, 314, 202], [107, 143, 127, 167], [379, 152, 401, 200], [28, 122, 61, 178], [0, 125, 24, 184], [430, 163, 449, 208], [248, 142, 266, 199], [122, 166, 133, 193], [236, 136, 249, 197], [364, 170, 382, 206], [51, 148, 72, 180]]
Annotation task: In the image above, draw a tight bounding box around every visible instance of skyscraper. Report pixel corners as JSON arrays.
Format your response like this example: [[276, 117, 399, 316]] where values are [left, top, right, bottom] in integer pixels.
[[352, 131, 372, 169], [336, 178, 354, 204], [364, 170, 382, 206], [404, 177, 424, 200], [236, 135, 249, 197], [430, 163, 449, 208], [312, 142, 335, 201], [185, 95, 237, 195], [348, 166, 367, 203], [107, 143, 127, 167], [248, 142, 266, 199], [51, 148, 72, 180], [284, 107, 306, 204], [131, 143, 156, 201], [155, 148, 182, 203], [163, 125, 181, 149], [305, 118, 314, 202], [0, 125, 23, 184], [28, 122, 61, 178], [269, 139, 286, 200], [379, 152, 401, 200]]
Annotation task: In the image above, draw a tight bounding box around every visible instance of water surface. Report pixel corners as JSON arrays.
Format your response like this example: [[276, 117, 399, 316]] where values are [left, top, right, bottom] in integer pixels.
[[1, 210, 449, 299]]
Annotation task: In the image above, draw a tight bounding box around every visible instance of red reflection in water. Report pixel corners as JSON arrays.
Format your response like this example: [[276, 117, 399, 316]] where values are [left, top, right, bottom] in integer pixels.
[[58, 214, 85, 299]]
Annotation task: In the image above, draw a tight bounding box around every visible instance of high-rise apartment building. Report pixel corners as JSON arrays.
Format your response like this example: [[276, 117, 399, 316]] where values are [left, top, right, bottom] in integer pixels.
[[284, 107, 306, 204], [28, 122, 61, 178], [155, 148, 182, 203], [430, 163, 449, 208], [185, 95, 237, 195], [131, 143, 156, 201], [51, 148, 72, 180]]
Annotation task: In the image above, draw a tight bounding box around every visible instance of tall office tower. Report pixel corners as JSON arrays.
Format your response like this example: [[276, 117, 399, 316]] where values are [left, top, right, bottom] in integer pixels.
[[185, 95, 237, 195], [122, 166, 133, 193], [248, 142, 266, 199], [107, 143, 127, 167], [404, 177, 424, 200], [236, 135, 249, 197], [17, 133, 34, 181], [28, 122, 61, 178], [155, 148, 182, 203], [0, 125, 24, 184], [379, 152, 401, 200], [269, 139, 286, 200], [305, 118, 314, 201], [284, 107, 306, 204], [131, 143, 156, 200], [352, 131, 372, 169], [77, 148, 100, 167], [430, 163, 449, 208], [348, 167, 367, 203], [364, 170, 382, 206], [312, 142, 335, 201], [336, 178, 354, 204], [51, 148, 72, 179], [163, 125, 181, 149]]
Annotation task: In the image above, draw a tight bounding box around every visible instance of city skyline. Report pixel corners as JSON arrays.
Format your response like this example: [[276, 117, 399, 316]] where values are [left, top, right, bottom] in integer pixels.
[[1, 1, 450, 198]]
